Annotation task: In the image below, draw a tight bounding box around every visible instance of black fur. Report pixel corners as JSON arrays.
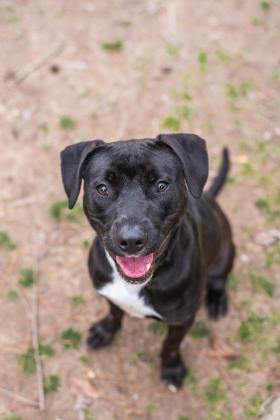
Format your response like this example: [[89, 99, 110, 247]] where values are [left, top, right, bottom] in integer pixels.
[[60, 133, 235, 389]]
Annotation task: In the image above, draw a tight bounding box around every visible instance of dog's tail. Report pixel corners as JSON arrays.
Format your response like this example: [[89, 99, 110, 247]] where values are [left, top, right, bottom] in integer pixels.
[[207, 148, 230, 197]]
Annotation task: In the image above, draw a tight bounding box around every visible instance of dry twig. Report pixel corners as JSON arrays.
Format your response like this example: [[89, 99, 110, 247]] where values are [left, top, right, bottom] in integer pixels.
[[0, 387, 39, 408], [13, 43, 64, 84]]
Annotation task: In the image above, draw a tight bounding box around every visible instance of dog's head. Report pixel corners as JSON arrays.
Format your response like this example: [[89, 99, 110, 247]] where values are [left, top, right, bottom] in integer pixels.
[[60, 134, 208, 284]]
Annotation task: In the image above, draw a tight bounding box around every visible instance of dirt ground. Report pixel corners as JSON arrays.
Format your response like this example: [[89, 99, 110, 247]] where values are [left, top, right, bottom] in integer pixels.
[[0, 1, 279, 419]]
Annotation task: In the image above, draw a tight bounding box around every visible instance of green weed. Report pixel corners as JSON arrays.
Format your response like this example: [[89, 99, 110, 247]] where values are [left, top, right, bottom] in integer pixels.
[[49, 200, 83, 222], [198, 51, 208, 72], [166, 44, 180, 57], [244, 394, 263, 418], [250, 270, 274, 297], [61, 328, 82, 349], [148, 321, 167, 336], [266, 243, 280, 267], [176, 105, 193, 121], [190, 320, 212, 339], [228, 356, 251, 371], [116, 20, 132, 27], [43, 374, 60, 394], [71, 295, 86, 306], [206, 378, 227, 403], [80, 355, 91, 366], [18, 268, 35, 287], [16, 348, 36, 374], [215, 49, 231, 63], [83, 239, 90, 248], [84, 408, 95, 420], [6, 289, 19, 301], [0, 231, 16, 250], [101, 40, 123, 51], [260, 1, 271, 10], [239, 313, 265, 343], [162, 116, 181, 131], [59, 115, 76, 130]]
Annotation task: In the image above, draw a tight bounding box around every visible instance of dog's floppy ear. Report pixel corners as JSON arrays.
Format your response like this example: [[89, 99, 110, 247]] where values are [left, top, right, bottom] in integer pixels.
[[60, 140, 104, 209], [156, 133, 209, 198]]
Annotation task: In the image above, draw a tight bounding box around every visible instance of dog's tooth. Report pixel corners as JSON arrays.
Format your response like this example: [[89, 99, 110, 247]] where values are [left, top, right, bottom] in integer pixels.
[[147, 263, 151, 271]]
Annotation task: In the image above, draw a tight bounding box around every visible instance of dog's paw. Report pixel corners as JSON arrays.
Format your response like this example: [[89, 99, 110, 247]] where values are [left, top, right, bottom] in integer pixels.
[[206, 290, 228, 320], [161, 359, 187, 390], [87, 320, 116, 350]]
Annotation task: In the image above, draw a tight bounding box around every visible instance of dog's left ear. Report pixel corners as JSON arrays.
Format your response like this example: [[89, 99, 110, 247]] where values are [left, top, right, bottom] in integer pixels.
[[156, 133, 209, 198], [60, 140, 104, 209]]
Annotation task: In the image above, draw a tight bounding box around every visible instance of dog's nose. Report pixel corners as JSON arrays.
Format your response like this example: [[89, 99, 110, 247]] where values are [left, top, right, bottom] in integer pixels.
[[117, 224, 145, 254]]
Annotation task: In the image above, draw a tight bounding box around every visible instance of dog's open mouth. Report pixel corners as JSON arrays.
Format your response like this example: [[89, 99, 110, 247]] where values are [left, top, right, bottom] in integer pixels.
[[115, 253, 154, 283]]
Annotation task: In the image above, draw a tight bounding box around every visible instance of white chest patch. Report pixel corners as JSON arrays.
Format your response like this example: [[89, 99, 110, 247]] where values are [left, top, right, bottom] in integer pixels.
[[98, 252, 162, 319]]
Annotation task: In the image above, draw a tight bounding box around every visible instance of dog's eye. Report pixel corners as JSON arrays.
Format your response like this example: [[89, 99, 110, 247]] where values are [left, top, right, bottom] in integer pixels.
[[96, 184, 108, 196], [157, 181, 169, 193]]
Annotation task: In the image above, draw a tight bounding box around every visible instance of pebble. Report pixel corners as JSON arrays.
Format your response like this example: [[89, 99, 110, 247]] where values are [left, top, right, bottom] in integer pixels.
[[240, 254, 250, 263]]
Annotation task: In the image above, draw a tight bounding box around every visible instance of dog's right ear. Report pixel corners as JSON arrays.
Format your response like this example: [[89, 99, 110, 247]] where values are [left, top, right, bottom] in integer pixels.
[[60, 140, 104, 209]]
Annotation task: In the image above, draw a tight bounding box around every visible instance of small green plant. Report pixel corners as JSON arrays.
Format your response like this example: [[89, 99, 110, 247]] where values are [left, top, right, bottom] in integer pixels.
[[250, 270, 274, 297], [166, 43, 180, 57], [240, 162, 254, 176], [39, 342, 55, 357], [59, 115, 76, 130], [84, 408, 95, 420], [215, 49, 231, 63], [255, 195, 280, 223], [71, 295, 86, 306], [266, 243, 280, 266], [228, 273, 239, 290], [226, 83, 239, 100], [228, 355, 250, 371], [116, 19, 132, 27], [184, 367, 198, 394], [255, 197, 269, 210], [244, 394, 263, 418], [162, 116, 181, 131], [0, 231, 16, 250], [206, 377, 227, 403], [198, 51, 208, 72], [16, 342, 54, 374], [178, 416, 190, 420], [190, 320, 212, 339], [226, 81, 252, 100], [148, 321, 167, 336], [43, 374, 60, 394], [271, 337, 280, 354], [80, 355, 91, 366], [61, 328, 82, 349], [6, 289, 19, 301], [239, 313, 265, 343], [2, 415, 22, 420], [18, 268, 35, 287], [101, 40, 123, 51], [128, 351, 147, 364], [83, 239, 90, 248], [145, 401, 155, 413], [16, 348, 36, 374], [260, 1, 271, 10], [176, 105, 193, 121], [266, 383, 274, 392], [50, 200, 83, 221]]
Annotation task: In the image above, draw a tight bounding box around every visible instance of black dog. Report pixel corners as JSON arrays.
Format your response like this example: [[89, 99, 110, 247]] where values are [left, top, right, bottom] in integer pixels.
[[60, 133, 235, 389]]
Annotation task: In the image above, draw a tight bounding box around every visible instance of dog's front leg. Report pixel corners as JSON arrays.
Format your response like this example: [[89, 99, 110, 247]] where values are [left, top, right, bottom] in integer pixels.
[[87, 300, 124, 350], [160, 317, 194, 389]]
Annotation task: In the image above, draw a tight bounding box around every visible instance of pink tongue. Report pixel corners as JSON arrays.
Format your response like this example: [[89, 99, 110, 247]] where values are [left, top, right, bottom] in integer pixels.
[[116, 254, 154, 278]]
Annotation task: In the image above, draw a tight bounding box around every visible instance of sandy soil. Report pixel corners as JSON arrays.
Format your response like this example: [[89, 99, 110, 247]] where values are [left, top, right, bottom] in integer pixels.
[[0, 1, 279, 419]]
